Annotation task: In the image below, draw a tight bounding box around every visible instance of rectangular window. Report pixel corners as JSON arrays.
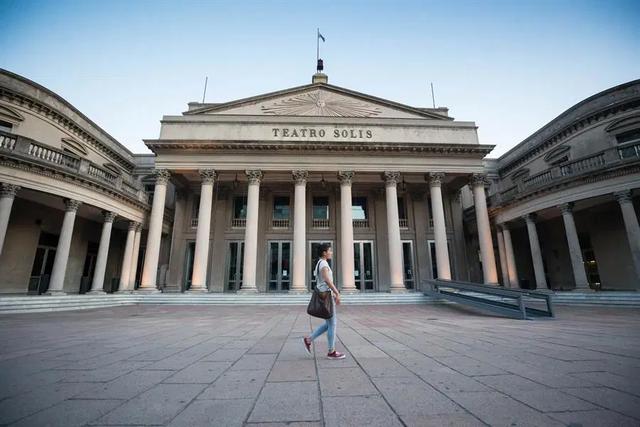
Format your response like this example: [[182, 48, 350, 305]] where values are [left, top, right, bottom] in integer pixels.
[[352, 197, 368, 220], [0, 120, 13, 132], [272, 196, 290, 220], [427, 197, 434, 228], [616, 129, 640, 144], [233, 196, 248, 219], [397, 196, 407, 220], [312, 196, 329, 220]]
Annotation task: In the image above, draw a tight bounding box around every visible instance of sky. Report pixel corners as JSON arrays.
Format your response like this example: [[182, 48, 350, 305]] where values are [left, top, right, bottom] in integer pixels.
[[1, 0, 639, 157]]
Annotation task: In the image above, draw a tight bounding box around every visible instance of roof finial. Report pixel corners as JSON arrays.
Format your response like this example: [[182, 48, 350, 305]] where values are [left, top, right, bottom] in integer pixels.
[[313, 28, 328, 84]]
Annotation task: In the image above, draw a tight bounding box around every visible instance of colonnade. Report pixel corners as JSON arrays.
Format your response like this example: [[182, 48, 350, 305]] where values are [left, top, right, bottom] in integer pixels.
[[495, 189, 640, 290], [137, 169, 499, 292]]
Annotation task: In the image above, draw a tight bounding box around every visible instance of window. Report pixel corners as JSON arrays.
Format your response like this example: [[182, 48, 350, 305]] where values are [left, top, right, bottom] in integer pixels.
[[312, 196, 329, 220], [427, 197, 434, 228], [616, 129, 640, 160], [272, 196, 290, 220], [397, 197, 407, 220], [0, 120, 13, 132], [616, 129, 640, 144], [191, 195, 200, 227], [352, 197, 368, 220], [233, 196, 247, 219]]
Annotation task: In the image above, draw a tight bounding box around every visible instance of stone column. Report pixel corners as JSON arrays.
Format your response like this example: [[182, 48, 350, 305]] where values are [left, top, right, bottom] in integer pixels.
[[496, 228, 509, 287], [139, 169, 170, 292], [501, 224, 519, 288], [118, 221, 139, 292], [190, 170, 216, 292], [0, 183, 19, 256], [384, 172, 406, 292], [428, 173, 451, 280], [338, 171, 357, 292], [470, 174, 498, 284], [559, 203, 589, 290], [614, 191, 640, 285], [89, 211, 116, 294], [524, 213, 548, 290], [47, 199, 81, 295], [240, 170, 262, 293], [128, 224, 142, 290], [291, 170, 308, 293]]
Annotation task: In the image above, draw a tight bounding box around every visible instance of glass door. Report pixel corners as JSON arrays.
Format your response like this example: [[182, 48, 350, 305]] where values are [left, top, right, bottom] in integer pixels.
[[268, 241, 291, 292], [225, 241, 244, 291], [28, 232, 59, 294], [401, 241, 415, 290], [309, 241, 333, 290], [183, 241, 196, 291], [354, 241, 375, 291]]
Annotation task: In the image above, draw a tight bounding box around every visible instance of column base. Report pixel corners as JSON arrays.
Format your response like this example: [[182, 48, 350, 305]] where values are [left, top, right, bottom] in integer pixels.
[[238, 287, 259, 293], [389, 287, 409, 293], [186, 287, 209, 293], [44, 290, 66, 296], [88, 289, 106, 295], [134, 287, 161, 294], [340, 288, 359, 294], [116, 290, 132, 294]]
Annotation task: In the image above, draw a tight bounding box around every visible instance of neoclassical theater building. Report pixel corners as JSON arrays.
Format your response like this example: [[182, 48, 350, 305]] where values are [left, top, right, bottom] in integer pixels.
[[0, 68, 638, 296]]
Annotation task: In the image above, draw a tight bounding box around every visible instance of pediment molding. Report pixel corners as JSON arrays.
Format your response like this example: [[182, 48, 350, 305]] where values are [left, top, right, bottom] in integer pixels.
[[0, 104, 25, 122]]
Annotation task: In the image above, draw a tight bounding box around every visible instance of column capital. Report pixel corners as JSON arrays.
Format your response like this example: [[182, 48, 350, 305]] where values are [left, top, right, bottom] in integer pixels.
[[64, 199, 82, 212], [292, 170, 308, 185], [470, 173, 489, 188], [614, 190, 633, 204], [153, 169, 171, 185], [427, 172, 445, 187], [128, 220, 141, 231], [245, 170, 263, 185], [498, 222, 510, 231], [0, 183, 20, 198], [102, 211, 117, 223], [523, 213, 537, 223], [199, 169, 217, 184], [559, 202, 574, 214], [338, 171, 354, 185], [383, 171, 401, 186]]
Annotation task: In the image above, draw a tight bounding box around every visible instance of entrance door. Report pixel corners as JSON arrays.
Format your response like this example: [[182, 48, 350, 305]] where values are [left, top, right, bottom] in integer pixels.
[[79, 241, 99, 293], [28, 232, 59, 294], [183, 241, 196, 291], [268, 241, 291, 292], [225, 241, 244, 291], [354, 241, 375, 291], [401, 241, 415, 290], [309, 241, 333, 291]]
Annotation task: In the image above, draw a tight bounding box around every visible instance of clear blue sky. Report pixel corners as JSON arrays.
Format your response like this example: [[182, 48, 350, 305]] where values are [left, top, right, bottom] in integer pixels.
[[1, 0, 638, 156]]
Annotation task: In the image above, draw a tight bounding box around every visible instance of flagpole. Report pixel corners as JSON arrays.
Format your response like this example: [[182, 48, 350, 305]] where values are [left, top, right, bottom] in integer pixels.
[[316, 28, 320, 64]]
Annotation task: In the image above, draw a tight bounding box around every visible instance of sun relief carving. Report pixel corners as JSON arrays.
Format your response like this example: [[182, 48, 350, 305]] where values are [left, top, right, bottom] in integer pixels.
[[261, 90, 382, 117]]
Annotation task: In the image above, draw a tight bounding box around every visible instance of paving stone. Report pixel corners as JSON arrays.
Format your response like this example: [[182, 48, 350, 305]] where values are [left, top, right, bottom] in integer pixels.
[[246, 423, 321, 427], [318, 367, 378, 396], [322, 395, 403, 427], [506, 388, 597, 412], [571, 371, 640, 397], [357, 357, 415, 377], [268, 359, 317, 382], [434, 355, 507, 376], [201, 347, 247, 361], [548, 409, 639, 427], [445, 391, 565, 427], [11, 399, 123, 427], [167, 398, 253, 426], [198, 369, 269, 399], [93, 383, 206, 425], [475, 373, 548, 392], [163, 361, 231, 383], [248, 381, 320, 423], [400, 413, 485, 427], [79, 369, 175, 399], [561, 386, 640, 420], [231, 353, 277, 370], [372, 376, 463, 417]]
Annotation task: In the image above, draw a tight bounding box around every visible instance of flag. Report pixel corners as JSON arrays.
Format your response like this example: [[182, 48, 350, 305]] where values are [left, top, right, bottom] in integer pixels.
[[318, 31, 325, 42]]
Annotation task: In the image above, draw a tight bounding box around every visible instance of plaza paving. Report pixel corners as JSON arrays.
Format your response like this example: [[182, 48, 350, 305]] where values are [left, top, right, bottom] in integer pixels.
[[0, 304, 639, 427]]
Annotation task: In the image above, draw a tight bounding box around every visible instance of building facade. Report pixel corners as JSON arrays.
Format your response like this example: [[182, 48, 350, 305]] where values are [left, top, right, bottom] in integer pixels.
[[464, 79, 640, 291], [0, 68, 638, 295]]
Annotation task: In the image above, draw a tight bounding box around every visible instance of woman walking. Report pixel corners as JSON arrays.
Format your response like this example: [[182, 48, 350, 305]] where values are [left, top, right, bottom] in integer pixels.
[[303, 243, 346, 359]]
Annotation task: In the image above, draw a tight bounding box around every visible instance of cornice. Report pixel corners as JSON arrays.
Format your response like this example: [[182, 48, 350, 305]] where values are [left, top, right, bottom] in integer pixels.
[[0, 87, 136, 171], [0, 154, 150, 212], [145, 140, 494, 157]]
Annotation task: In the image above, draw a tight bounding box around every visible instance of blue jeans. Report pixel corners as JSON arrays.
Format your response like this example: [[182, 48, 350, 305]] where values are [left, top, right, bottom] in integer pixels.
[[309, 297, 336, 352]]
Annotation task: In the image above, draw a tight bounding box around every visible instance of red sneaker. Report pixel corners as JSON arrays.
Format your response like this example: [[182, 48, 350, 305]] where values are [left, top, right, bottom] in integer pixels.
[[327, 351, 346, 360], [303, 337, 312, 355]]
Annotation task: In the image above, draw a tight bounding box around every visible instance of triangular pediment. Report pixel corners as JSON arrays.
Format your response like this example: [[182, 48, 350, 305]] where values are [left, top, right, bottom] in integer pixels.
[[185, 83, 450, 120]]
